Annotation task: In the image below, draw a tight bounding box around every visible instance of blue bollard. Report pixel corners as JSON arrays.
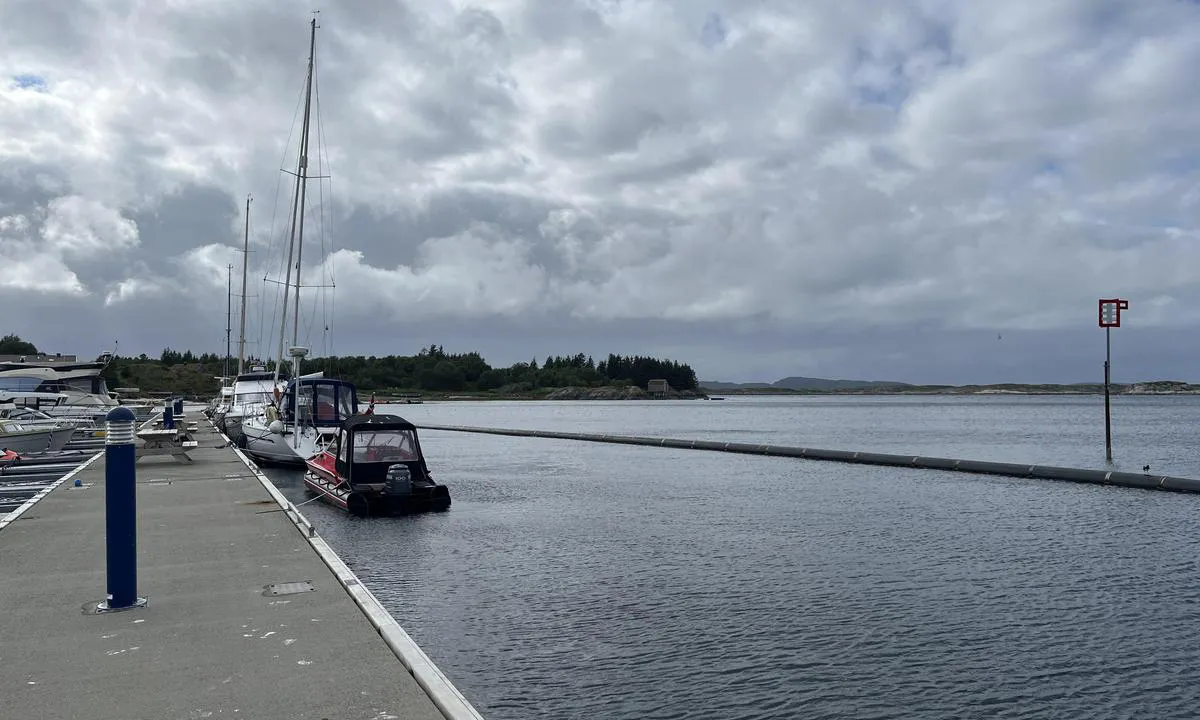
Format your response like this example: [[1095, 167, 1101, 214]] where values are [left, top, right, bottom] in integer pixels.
[[163, 403, 175, 430], [173, 398, 183, 416], [103, 407, 144, 610]]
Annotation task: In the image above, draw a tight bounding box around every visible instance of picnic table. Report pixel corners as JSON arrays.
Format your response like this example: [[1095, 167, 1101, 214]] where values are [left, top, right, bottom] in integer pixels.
[[136, 428, 199, 463]]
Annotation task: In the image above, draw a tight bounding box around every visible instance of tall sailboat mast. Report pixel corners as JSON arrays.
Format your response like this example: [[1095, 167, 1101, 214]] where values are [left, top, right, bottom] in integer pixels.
[[224, 263, 232, 379], [273, 17, 319, 384], [291, 17, 318, 350], [236, 194, 251, 375]]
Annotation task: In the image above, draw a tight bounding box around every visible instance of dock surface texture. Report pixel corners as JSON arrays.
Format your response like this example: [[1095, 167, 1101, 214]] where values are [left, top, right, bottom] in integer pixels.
[[0, 408, 455, 720]]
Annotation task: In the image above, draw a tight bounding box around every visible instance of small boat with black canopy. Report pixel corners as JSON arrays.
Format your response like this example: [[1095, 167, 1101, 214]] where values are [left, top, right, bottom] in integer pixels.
[[303, 412, 451, 517]]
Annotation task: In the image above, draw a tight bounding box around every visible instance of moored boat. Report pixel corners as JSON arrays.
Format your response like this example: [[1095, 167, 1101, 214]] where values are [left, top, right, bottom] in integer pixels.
[[0, 418, 72, 454], [303, 413, 451, 517], [223, 368, 278, 445], [241, 372, 357, 466], [0, 357, 156, 422]]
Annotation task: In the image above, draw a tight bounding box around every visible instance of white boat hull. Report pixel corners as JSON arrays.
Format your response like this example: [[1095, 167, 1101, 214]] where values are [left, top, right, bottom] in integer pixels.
[[224, 415, 246, 444], [0, 427, 71, 454], [242, 420, 334, 467], [223, 403, 271, 446]]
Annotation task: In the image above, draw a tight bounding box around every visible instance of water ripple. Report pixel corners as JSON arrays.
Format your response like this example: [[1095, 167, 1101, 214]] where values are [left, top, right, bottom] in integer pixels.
[[265, 396, 1200, 719]]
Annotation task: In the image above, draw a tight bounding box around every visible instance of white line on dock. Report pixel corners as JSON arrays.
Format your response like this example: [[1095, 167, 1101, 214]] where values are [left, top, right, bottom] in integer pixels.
[[215, 422, 487, 720]]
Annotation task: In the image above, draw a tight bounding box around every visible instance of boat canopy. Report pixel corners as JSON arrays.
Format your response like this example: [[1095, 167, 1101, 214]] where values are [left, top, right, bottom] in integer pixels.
[[283, 377, 359, 429], [332, 413, 429, 487]]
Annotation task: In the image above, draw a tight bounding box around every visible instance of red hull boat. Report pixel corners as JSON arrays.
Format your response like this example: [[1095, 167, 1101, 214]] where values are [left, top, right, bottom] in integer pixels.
[[303, 413, 451, 517]]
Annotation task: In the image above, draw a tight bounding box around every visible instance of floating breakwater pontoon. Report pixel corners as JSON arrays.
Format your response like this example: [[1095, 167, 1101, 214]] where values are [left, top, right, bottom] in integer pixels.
[[416, 424, 1200, 495]]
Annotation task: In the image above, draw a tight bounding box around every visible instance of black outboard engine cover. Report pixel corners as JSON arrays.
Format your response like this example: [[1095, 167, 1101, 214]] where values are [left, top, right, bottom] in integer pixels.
[[385, 464, 413, 497]]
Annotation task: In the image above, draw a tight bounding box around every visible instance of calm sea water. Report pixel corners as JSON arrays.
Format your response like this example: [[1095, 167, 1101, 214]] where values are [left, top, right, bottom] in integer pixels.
[[264, 395, 1200, 719]]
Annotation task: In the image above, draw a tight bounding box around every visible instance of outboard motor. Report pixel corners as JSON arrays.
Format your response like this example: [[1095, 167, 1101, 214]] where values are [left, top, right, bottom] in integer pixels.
[[385, 464, 412, 497]]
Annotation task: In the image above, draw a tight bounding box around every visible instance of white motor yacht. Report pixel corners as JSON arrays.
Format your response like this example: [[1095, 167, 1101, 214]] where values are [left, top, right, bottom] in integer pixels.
[[209, 384, 233, 423], [0, 356, 156, 422], [223, 368, 277, 446]]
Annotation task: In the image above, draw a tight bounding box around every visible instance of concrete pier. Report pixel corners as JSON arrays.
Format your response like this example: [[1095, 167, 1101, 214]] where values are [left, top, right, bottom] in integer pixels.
[[0, 405, 481, 720]]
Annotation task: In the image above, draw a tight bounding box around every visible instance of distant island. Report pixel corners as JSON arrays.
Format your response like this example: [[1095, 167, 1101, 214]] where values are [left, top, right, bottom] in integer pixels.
[[700, 376, 1200, 396]]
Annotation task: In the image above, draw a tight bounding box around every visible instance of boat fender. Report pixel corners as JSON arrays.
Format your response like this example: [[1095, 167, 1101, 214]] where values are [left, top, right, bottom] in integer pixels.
[[268, 419, 285, 435], [0, 448, 20, 462], [347, 491, 371, 518]]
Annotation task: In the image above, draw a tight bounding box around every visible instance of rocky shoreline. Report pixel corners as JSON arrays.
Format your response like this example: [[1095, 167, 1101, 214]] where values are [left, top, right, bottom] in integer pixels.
[[406, 386, 709, 401], [706, 380, 1200, 396], [541, 386, 707, 400], [381, 381, 1200, 402]]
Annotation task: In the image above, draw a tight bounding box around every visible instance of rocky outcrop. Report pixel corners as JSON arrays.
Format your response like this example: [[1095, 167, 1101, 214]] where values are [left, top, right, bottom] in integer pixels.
[[542, 386, 707, 400], [1126, 381, 1199, 394], [543, 386, 648, 400]]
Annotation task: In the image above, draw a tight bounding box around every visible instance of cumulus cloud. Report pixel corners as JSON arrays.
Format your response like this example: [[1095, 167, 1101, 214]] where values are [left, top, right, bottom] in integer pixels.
[[41, 196, 139, 258], [104, 276, 163, 307], [0, 201, 130, 296], [0, 0, 1198, 382]]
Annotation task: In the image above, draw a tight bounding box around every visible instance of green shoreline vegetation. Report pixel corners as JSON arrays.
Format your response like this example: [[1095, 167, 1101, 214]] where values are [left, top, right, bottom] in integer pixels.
[[0, 336, 702, 400]]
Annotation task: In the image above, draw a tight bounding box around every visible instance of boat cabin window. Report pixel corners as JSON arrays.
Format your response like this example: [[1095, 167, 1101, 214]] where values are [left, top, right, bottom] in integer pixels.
[[234, 391, 273, 406], [61, 376, 107, 395], [292, 383, 354, 423], [352, 428, 419, 463], [312, 385, 340, 422], [0, 375, 48, 392], [335, 388, 354, 418]]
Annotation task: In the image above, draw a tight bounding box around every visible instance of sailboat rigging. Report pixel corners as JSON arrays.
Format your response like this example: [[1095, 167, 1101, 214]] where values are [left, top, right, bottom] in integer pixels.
[[240, 15, 359, 467], [272, 14, 332, 384]]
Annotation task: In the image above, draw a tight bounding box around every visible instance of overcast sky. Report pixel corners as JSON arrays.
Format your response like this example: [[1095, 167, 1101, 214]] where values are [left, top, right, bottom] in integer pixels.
[[1, 1, 1197, 384]]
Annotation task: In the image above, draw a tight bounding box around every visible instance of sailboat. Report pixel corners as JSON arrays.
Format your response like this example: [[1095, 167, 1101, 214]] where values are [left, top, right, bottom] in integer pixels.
[[208, 264, 235, 423], [241, 17, 358, 467], [219, 194, 280, 445]]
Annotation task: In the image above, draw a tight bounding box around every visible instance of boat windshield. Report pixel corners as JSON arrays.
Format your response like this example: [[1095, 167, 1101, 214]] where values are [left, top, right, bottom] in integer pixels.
[[0, 374, 49, 392], [234, 391, 273, 406], [310, 384, 354, 422], [352, 428, 420, 463], [292, 382, 355, 424], [68, 376, 108, 395], [0, 407, 51, 420]]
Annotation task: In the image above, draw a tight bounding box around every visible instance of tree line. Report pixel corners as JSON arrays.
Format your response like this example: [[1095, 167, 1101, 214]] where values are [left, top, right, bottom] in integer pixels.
[[0, 334, 39, 355], [1, 334, 699, 395], [101, 343, 698, 395], [296, 345, 699, 393]]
